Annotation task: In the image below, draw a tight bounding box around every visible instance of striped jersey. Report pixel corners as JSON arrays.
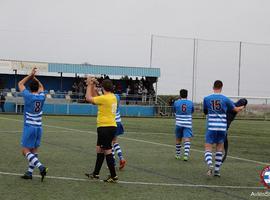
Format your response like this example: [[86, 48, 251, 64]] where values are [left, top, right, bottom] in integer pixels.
[[173, 99, 194, 128], [115, 94, 121, 123], [203, 93, 235, 131], [22, 89, 46, 127]]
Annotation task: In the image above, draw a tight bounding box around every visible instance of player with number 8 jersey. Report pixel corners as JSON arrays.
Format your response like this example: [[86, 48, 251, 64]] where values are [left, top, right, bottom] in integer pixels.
[[18, 67, 48, 181]]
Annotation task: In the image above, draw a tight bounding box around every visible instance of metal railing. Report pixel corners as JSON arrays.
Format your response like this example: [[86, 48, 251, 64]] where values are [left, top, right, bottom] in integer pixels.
[[1, 90, 157, 105]]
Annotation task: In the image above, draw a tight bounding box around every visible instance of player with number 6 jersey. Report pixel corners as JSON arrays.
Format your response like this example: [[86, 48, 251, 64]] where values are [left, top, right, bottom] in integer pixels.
[[173, 89, 194, 161], [18, 67, 48, 181]]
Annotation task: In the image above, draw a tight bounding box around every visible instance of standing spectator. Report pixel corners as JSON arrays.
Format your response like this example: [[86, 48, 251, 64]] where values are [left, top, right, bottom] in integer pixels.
[[142, 87, 148, 103], [72, 82, 78, 93], [126, 85, 131, 105], [78, 80, 84, 100], [0, 92, 5, 112]]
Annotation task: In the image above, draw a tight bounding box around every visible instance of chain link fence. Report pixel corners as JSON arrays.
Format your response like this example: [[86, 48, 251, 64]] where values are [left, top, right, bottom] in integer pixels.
[[151, 35, 270, 104]]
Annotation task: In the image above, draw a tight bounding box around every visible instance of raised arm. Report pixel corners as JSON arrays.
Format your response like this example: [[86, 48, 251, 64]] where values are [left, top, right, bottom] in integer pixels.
[[85, 77, 98, 103], [18, 68, 36, 92], [33, 77, 44, 92]]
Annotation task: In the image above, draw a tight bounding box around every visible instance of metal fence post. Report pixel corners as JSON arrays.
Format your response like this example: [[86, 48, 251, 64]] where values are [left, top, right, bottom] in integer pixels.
[[237, 41, 242, 96]]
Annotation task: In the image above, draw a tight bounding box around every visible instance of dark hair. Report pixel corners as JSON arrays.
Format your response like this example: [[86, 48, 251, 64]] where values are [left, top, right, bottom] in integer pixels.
[[102, 79, 113, 92], [29, 80, 39, 92], [213, 80, 223, 90], [180, 89, 188, 98]]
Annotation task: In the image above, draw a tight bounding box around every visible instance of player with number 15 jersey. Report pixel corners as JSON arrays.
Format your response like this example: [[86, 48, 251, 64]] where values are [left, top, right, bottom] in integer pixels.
[[203, 80, 243, 177]]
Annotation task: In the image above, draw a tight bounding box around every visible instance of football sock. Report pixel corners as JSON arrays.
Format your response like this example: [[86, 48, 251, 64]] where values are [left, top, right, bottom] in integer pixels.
[[184, 142, 191, 157], [93, 153, 105, 175], [106, 153, 117, 177], [204, 151, 213, 166], [176, 143, 181, 156], [215, 151, 223, 172], [113, 143, 124, 160], [27, 153, 38, 175], [25, 152, 44, 172]]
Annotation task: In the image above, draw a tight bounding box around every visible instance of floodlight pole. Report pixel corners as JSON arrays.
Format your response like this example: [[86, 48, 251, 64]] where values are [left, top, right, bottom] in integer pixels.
[[191, 38, 197, 102], [149, 34, 154, 68], [237, 41, 242, 96]]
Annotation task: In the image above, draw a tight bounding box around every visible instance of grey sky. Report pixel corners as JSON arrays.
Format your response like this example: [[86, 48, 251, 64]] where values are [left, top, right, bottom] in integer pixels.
[[0, 0, 270, 98]]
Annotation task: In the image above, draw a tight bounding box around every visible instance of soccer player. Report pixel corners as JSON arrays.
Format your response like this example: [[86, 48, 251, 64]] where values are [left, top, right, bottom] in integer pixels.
[[203, 80, 244, 177], [173, 89, 194, 161], [18, 68, 48, 181], [85, 77, 118, 183], [112, 94, 126, 170], [222, 98, 248, 163]]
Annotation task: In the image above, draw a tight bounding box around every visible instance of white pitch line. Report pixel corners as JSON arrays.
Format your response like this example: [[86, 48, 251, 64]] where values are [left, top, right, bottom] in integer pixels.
[[0, 116, 269, 166], [1, 130, 265, 139], [0, 171, 265, 190], [126, 131, 269, 139]]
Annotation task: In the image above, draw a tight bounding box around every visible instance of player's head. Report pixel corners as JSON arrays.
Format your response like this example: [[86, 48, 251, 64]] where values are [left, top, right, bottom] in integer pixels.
[[29, 80, 39, 93], [180, 89, 188, 99], [235, 98, 248, 107], [213, 80, 223, 92], [101, 79, 113, 92]]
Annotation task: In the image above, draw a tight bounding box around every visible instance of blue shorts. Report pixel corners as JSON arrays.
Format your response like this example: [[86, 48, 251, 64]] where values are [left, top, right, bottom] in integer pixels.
[[175, 126, 193, 139], [205, 130, 227, 144], [21, 125, 43, 148], [114, 122, 124, 137]]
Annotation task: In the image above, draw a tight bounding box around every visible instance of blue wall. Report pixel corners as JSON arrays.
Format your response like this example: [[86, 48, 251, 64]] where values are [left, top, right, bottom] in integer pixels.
[[2, 102, 156, 117]]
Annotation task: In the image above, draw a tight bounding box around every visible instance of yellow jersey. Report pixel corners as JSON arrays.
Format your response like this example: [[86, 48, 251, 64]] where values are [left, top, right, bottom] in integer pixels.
[[93, 93, 117, 127]]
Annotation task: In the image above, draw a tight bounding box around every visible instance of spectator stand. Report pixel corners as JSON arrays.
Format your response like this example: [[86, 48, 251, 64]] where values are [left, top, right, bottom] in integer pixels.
[[0, 60, 160, 116]]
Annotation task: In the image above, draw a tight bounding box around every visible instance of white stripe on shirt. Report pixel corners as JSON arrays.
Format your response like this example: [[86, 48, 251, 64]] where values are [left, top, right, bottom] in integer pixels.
[[208, 114, 226, 118], [208, 123, 227, 127], [176, 115, 192, 118], [26, 116, 42, 121], [176, 117, 192, 121], [208, 118, 227, 122], [176, 121, 192, 125], [26, 111, 43, 117], [25, 120, 42, 126], [208, 127, 227, 131]]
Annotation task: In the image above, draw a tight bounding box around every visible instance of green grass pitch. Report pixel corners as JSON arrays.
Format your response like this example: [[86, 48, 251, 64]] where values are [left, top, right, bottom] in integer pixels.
[[0, 114, 269, 200]]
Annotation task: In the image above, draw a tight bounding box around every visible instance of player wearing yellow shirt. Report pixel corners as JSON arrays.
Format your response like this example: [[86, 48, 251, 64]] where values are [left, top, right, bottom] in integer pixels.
[[85, 77, 118, 183]]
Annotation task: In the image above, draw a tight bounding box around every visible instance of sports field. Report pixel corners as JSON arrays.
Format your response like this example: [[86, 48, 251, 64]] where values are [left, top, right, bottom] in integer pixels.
[[0, 114, 269, 200]]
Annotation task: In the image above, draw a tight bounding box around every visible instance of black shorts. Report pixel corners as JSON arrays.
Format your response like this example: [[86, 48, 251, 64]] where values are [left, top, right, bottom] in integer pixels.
[[97, 126, 117, 150]]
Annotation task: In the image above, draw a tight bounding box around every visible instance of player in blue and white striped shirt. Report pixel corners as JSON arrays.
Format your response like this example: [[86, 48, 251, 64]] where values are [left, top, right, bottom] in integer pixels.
[[112, 94, 126, 170], [173, 89, 194, 161], [18, 68, 48, 181], [203, 80, 244, 177]]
